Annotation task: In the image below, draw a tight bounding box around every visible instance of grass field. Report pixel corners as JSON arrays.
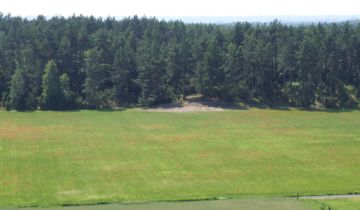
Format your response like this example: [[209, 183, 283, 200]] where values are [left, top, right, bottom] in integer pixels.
[[303, 197, 360, 210], [0, 109, 360, 208]]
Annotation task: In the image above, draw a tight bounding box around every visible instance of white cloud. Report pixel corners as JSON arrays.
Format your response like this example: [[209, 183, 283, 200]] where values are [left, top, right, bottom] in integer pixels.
[[1, 0, 360, 17]]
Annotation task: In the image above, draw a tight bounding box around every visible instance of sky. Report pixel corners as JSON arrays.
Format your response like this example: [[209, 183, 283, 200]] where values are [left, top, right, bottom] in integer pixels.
[[1, 0, 360, 18]]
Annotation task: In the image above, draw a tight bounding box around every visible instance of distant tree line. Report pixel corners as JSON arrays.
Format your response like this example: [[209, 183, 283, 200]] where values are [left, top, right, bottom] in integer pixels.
[[0, 14, 360, 110]]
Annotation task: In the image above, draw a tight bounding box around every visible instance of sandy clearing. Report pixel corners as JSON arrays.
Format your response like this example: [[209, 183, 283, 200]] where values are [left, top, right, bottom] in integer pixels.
[[144, 99, 244, 112], [146, 102, 224, 112]]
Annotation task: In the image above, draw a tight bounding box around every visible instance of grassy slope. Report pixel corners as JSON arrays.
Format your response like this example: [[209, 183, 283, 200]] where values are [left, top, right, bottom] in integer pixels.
[[0, 109, 359, 207], [303, 197, 360, 210]]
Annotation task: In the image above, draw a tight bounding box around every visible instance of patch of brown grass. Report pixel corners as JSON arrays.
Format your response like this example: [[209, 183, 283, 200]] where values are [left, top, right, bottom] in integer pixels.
[[164, 134, 196, 142], [139, 124, 167, 130], [72, 155, 93, 161], [0, 123, 47, 141], [271, 127, 299, 134]]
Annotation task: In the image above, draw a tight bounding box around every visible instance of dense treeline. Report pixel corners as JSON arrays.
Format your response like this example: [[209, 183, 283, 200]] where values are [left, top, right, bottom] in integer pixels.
[[0, 14, 360, 110]]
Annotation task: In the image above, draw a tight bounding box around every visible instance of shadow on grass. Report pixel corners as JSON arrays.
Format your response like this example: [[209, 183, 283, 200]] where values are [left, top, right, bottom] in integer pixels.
[[142, 102, 183, 110], [297, 107, 359, 113], [96, 107, 127, 112], [248, 106, 359, 113], [243, 99, 359, 113], [0, 107, 128, 113]]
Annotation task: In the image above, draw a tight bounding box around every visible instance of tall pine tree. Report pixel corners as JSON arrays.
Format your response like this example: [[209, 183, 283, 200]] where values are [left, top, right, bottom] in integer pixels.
[[41, 60, 64, 110]]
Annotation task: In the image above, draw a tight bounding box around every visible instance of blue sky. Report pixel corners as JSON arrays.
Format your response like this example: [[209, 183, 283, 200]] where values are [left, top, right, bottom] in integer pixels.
[[1, 0, 360, 17]]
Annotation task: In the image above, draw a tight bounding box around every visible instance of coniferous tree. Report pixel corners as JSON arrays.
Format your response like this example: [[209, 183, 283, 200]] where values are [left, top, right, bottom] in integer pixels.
[[165, 39, 185, 100], [136, 39, 158, 106], [9, 67, 31, 110], [242, 33, 260, 99], [0, 15, 359, 110], [137, 30, 169, 106], [41, 60, 64, 110], [60, 73, 76, 109], [296, 33, 317, 107], [19, 48, 43, 100], [112, 35, 138, 105], [199, 31, 225, 98], [224, 43, 244, 101], [83, 48, 111, 108], [0, 32, 8, 103]]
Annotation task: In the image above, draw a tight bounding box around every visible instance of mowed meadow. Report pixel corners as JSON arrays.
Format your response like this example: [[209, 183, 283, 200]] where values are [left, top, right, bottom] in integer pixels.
[[0, 109, 359, 207]]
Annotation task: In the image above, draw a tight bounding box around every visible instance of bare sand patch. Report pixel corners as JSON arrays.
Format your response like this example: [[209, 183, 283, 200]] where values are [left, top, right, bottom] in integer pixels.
[[147, 102, 224, 112], [145, 96, 244, 112]]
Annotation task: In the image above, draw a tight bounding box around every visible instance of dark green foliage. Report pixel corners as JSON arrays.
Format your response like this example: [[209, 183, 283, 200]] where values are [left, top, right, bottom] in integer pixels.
[[0, 15, 359, 110], [1, 92, 9, 110], [9, 67, 33, 110], [295, 33, 317, 107], [200, 31, 226, 98], [223, 43, 244, 101], [41, 60, 64, 110], [112, 32, 138, 106], [136, 37, 167, 106], [165, 38, 194, 100], [60, 73, 77, 109], [82, 49, 112, 109]]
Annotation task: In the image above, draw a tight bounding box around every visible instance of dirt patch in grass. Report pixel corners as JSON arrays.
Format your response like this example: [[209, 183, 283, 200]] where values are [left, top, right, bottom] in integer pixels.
[[53, 151, 66, 157], [163, 134, 197, 142], [145, 96, 244, 113], [72, 155, 94, 161], [271, 127, 300, 135], [145, 101, 223, 112], [0, 123, 47, 141], [139, 124, 167, 130]]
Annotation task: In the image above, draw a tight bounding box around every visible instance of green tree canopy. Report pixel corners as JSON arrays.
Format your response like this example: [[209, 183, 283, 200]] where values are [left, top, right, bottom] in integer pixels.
[[41, 60, 64, 110], [9, 67, 31, 110]]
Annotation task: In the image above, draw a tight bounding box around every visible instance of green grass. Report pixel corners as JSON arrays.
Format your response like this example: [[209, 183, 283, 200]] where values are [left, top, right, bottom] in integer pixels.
[[0, 109, 360, 207], [303, 197, 360, 210]]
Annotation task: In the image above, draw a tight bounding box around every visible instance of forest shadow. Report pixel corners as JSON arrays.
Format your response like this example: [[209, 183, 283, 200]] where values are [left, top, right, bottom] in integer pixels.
[[0, 107, 128, 113], [246, 105, 358, 113], [146, 102, 183, 109], [236, 98, 359, 113], [96, 107, 127, 112], [297, 107, 359, 113]]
